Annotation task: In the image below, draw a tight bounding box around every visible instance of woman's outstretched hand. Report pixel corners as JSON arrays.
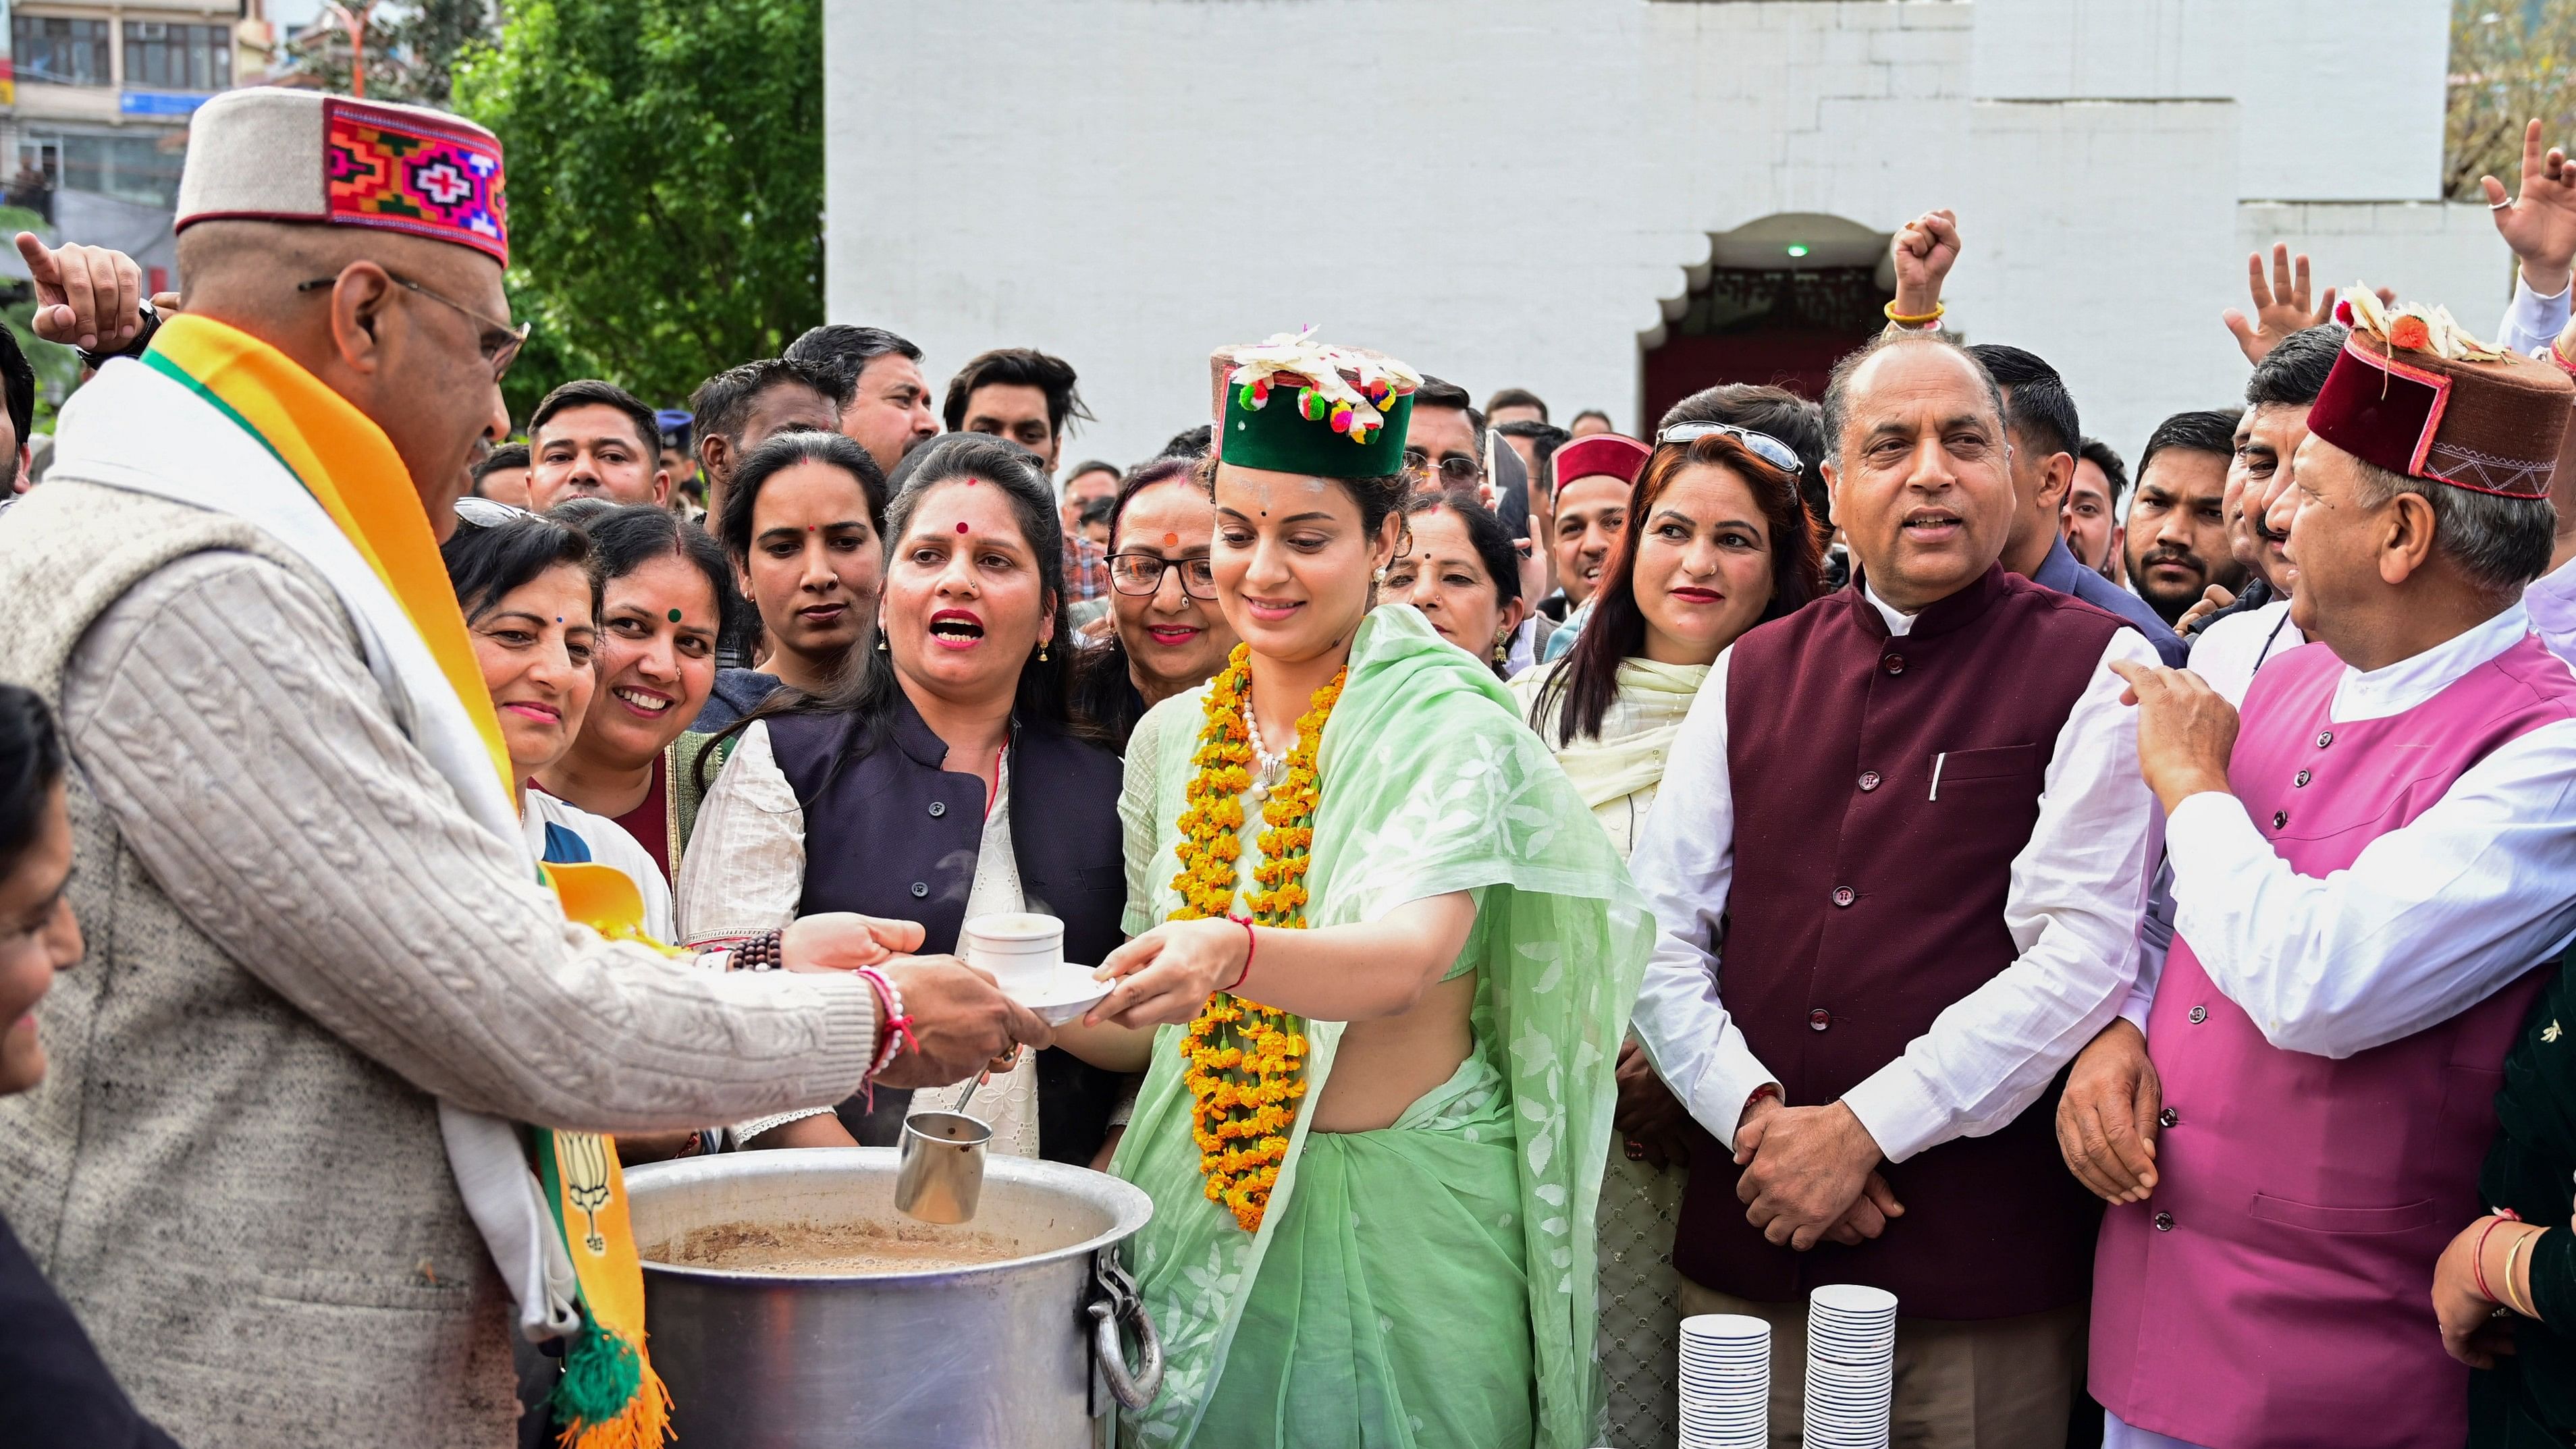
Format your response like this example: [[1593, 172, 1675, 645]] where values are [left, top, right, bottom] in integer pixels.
[[1086, 917, 1247, 1029]]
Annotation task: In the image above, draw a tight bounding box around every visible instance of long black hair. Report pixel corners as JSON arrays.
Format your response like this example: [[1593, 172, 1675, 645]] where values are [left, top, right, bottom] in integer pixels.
[[1398, 489, 1522, 678], [440, 510, 595, 622], [720, 434, 1091, 782], [0, 683, 63, 875], [1069, 456, 1202, 748], [1532, 394, 1827, 746], [716, 430, 890, 565]]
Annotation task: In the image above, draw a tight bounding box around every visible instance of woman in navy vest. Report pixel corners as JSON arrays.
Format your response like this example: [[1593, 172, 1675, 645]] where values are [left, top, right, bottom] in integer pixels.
[[678, 435, 1127, 1164]]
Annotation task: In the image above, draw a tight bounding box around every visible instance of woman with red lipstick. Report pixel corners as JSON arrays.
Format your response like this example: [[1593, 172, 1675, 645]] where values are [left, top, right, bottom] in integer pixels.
[[701, 431, 889, 732], [1385, 488, 1528, 676], [531, 505, 729, 883], [1512, 391, 1827, 1449], [1069, 456, 1241, 748], [680, 435, 1130, 1163], [442, 506, 674, 941], [1072, 334, 1649, 1449]]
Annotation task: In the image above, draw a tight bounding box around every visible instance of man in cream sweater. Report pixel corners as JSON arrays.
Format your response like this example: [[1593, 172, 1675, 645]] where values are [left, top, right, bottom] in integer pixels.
[[0, 90, 1046, 1448]]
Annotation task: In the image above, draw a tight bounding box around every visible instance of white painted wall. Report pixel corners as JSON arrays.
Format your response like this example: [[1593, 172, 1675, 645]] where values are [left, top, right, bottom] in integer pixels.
[[825, 0, 2502, 477]]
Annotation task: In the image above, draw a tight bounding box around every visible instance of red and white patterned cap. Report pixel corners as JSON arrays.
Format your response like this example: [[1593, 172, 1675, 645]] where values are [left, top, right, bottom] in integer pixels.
[[176, 89, 507, 266]]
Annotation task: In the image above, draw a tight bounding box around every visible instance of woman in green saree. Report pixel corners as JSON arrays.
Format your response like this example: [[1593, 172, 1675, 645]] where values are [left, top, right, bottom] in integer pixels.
[[1065, 335, 1653, 1449]]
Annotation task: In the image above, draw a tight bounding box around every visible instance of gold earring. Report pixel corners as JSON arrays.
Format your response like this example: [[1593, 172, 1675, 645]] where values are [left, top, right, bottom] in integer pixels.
[[877, 634, 888, 652], [1039, 641, 1050, 662]]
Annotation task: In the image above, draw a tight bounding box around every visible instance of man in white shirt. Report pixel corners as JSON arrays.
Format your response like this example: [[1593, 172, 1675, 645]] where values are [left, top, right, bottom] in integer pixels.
[[1628, 327, 2158, 1448], [2186, 327, 2341, 705], [2065, 302, 2576, 1449]]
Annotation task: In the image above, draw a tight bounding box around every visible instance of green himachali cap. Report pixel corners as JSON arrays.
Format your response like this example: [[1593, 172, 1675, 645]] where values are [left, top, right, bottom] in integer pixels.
[[1211, 329, 1422, 476]]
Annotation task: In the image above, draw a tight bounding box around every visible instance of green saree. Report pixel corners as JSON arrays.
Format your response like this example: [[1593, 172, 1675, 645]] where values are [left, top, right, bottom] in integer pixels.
[[1110, 606, 1654, 1448]]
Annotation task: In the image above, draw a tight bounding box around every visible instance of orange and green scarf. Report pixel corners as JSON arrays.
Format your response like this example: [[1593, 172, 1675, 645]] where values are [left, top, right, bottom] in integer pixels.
[[145, 315, 673, 1449]]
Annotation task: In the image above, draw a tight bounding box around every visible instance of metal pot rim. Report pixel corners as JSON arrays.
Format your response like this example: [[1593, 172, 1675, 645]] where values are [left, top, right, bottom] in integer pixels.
[[626, 1146, 1153, 1286]]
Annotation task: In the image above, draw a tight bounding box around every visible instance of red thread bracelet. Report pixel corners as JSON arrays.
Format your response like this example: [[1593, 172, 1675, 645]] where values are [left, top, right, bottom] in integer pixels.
[[1225, 913, 1256, 993], [2475, 1213, 2514, 1303]]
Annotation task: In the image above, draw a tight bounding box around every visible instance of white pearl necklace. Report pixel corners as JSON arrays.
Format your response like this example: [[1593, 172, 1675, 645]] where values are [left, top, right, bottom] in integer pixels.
[[1249, 728, 1293, 802]]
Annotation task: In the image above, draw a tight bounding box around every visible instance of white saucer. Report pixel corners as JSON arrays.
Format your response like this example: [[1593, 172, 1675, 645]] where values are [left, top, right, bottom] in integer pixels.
[[1006, 961, 1114, 1025]]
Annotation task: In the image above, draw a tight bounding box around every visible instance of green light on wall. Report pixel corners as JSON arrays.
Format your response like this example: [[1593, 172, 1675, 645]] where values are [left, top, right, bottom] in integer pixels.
[[1784, 242, 1811, 258]]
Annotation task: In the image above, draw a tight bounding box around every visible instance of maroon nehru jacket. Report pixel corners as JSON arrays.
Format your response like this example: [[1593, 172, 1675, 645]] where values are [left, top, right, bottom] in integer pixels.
[[1675, 566, 2128, 1319]]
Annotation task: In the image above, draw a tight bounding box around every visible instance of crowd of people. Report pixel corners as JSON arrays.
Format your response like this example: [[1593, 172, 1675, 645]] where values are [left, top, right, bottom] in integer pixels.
[[6, 86, 2576, 1449]]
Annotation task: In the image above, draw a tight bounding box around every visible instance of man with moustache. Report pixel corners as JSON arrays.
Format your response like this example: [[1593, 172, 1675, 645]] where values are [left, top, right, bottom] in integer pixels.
[[2184, 327, 2341, 705], [1630, 329, 2159, 1446], [2120, 410, 2247, 626], [526, 378, 669, 509]]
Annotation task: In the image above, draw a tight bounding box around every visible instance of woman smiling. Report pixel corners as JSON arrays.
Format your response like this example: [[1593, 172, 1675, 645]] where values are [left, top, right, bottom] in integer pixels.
[[1386, 488, 1526, 676], [1056, 335, 1648, 1448], [441, 507, 674, 941], [530, 505, 728, 885], [1069, 456, 1240, 747], [679, 436, 1128, 1162], [1511, 389, 1826, 1449]]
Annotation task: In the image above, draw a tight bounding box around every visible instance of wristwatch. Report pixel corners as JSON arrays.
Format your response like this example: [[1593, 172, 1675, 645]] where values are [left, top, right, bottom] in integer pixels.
[[77, 297, 162, 371]]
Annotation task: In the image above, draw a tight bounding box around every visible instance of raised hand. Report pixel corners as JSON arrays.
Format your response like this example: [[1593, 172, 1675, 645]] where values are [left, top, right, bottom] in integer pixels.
[[2222, 244, 2325, 366], [14, 231, 144, 353], [1889, 209, 1960, 320], [2484, 118, 2576, 295]]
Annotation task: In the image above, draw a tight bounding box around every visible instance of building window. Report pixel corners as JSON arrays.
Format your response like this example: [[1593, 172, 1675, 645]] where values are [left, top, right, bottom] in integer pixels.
[[14, 18, 111, 87], [56, 132, 188, 208], [122, 22, 233, 92]]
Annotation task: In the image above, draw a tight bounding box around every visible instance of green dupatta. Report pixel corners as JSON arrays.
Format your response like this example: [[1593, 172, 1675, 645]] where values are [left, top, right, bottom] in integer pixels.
[[1112, 605, 1654, 1447]]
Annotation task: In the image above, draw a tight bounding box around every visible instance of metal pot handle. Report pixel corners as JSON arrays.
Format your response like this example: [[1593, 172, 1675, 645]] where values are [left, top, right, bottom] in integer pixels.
[[1088, 1255, 1164, 1409]]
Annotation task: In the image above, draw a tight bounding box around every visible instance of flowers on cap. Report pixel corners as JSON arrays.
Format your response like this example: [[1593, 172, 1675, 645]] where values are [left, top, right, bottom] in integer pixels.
[[1225, 327, 1422, 447], [2338, 283, 2504, 363]]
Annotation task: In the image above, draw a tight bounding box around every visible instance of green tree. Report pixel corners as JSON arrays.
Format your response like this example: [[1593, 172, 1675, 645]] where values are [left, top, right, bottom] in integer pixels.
[[2446, 0, 2576, 200], [281, 1, 499, 109], [454, 0, 824, 421]]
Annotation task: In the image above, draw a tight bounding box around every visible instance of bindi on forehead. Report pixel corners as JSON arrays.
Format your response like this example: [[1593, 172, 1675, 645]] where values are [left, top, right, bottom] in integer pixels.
[[667, 608, 684, 622], [1164, 532, 1179, 547], [956, 522, 969, 533]]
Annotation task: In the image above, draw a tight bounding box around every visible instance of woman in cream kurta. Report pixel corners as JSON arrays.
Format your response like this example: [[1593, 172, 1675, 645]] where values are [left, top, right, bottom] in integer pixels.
[[677, 718, 1043, 1155]]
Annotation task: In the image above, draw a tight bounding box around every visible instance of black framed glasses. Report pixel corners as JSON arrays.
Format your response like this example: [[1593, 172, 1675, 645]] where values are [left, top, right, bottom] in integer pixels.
[[297, 270, 530, 381], [1402, 448, 1484, 487], [1108, 551, 1217, 599], [1655, 421, 1804, 478]]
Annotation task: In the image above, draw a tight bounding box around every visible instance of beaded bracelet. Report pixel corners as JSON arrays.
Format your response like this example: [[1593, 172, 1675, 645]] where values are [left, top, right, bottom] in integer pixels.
[[855, 966, 919, 1078], [732, 928, 784, 973]]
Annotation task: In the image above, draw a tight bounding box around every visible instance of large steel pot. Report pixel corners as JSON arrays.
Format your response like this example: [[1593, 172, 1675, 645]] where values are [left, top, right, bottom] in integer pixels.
[[626, 1147, 1160, 1448]]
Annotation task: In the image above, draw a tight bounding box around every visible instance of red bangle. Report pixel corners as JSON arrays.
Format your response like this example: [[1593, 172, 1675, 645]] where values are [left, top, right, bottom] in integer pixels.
[[1224, 913, 1255, 993], [2475, 1215, 2510, 1304]]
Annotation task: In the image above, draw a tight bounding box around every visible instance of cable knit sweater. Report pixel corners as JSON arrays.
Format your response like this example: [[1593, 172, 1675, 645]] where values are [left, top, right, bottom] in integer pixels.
[[0, 480, 880, 1448]]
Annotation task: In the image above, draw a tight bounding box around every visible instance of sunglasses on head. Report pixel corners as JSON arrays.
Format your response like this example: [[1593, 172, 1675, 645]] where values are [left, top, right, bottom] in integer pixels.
[[1654, 422, 1804, 479]]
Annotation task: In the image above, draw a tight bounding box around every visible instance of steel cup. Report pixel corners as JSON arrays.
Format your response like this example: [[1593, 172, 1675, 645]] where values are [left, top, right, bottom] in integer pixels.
[[894, 1110, 992, 1224]]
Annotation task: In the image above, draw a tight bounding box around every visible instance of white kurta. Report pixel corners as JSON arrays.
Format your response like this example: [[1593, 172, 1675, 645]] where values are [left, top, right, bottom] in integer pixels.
[[2184, 597, 2299, 707], [676, 719, 1043, 1155], [1626, 584, 2162, 1163]]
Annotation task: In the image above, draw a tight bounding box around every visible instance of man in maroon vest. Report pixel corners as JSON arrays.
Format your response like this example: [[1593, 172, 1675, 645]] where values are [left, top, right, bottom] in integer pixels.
[[1629, 329, 2162, 1447]]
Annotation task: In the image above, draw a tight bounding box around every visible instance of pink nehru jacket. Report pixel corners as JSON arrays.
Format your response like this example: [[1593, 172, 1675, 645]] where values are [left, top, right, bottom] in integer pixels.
[[2091, 635, 2576, 1448]]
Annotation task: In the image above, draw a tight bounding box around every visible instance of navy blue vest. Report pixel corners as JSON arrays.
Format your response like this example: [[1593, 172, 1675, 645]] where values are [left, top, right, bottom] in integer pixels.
[[766, 691, 1128, 1163]]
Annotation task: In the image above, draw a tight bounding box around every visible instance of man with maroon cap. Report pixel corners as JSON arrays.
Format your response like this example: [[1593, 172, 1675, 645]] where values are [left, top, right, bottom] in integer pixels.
[[2064, 298, 2576, 1449], [1629, 327, 2160, 1446]]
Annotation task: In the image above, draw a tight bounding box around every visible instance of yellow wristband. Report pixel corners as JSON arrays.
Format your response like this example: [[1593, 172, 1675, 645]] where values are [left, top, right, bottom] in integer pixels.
[[1883, 300, 1946, 327]]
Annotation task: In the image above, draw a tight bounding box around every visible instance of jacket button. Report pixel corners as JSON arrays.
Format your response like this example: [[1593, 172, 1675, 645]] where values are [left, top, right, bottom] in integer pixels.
[[910, 881, 929, 899], [2187, 1004, 2207, 1024], [928, 800, 948, 817], [2272, 811, 2288, 829], [1808, 1009, 1831, 1032], [2294, 769, 2311, 788], [2316, 730, 2333, 748], [2158, 1107, 2179, 1128], [1831, 885, 1856, 907], [2154, 1211, 2175, 1232], [1858, 771, 1881, 792], [1881, 654, 1905, 676]]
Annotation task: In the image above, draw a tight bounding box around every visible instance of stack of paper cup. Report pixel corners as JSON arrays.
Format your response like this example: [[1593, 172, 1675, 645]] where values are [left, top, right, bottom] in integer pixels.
[[1803, 1284, 1896, 1447], [1677, 1313, 1769, 1448]]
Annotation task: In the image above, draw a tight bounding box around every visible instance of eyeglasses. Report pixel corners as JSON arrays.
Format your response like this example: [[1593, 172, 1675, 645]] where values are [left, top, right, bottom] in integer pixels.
[[1655, 422, 1804, 478], [1108, 551, 1218, 600], [297, 270, 531, 381], [454, 496, 535, 527], [1402, 448, 1484, 487]]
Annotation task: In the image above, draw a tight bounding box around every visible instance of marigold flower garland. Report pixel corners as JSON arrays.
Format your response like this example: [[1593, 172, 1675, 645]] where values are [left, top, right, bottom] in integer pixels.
[[1169, 643, 1343, 1232]]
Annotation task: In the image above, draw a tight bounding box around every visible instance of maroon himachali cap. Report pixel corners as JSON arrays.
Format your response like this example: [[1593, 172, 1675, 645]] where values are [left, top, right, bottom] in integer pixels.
[[2307, 290, 2573, 498]]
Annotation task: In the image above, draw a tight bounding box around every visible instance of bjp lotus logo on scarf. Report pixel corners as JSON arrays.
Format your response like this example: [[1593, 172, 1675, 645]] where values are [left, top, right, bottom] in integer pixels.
[[556, 1132, 615, 1255]]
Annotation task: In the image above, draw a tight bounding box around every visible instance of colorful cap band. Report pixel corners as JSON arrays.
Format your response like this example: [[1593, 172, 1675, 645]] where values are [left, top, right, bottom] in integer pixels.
[[177, 90, 508, 266], [2308, 290, 2571, 499], [1210, 331, 1421, 477]]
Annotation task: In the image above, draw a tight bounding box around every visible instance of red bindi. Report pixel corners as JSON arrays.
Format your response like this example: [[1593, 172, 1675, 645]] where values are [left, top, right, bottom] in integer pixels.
[[1164, 532, 1179, 547], [955, 522, 969, 533]]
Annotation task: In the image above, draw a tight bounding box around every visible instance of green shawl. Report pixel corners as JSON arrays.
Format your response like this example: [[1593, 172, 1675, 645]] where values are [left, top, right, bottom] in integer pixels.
[[1112, 605, 1653, 1447]]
